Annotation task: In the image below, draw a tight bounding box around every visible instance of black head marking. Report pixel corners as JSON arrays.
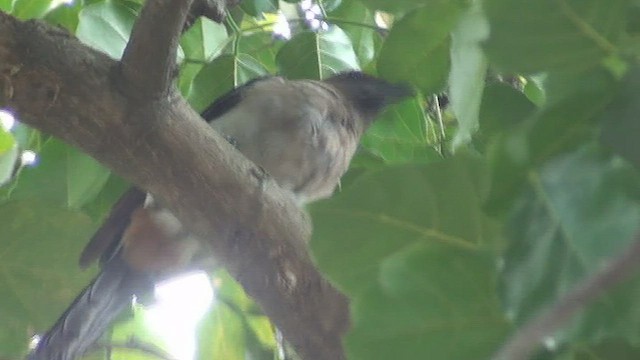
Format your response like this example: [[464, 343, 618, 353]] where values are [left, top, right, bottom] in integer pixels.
[[325, 71, 414, 122]]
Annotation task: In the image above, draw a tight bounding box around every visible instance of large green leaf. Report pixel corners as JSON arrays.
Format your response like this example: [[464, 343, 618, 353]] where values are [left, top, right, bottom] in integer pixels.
[[311, 156, 499, 297], [500, 146, 640, 345], [360, 98, 438, 164], [478, 84, 537, 138], [77, 1, 138, 59], [276, 27, 360, 79], [346, 245, 509, 360], [311, 157, 507, 358], [9, 138, 111, 209], [44, 1, 82, 32], [484, 0, 629, 73], [0, 200, 95, 357], [238, 31, 283, 74], [377, 1, 462, 94], [179, 18, 229, 97], [485, 68, 616, 214], [0, 0, 13, 13]]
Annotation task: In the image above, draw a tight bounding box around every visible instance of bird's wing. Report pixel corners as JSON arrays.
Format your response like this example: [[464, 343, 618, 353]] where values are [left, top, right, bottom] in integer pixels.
[[78, 76, 271, 268], [200, 76, 272, 121], [78, 186, 147, 268]]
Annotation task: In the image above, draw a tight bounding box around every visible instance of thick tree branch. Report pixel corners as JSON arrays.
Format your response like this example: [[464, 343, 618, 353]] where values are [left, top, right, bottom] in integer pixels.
[[120, 0, 192, 99], [0, 7, 348, 360], [493, 231, 640, 360]]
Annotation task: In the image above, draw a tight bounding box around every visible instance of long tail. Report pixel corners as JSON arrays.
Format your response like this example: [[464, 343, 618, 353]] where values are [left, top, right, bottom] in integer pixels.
[[28, 256, 153, 360]]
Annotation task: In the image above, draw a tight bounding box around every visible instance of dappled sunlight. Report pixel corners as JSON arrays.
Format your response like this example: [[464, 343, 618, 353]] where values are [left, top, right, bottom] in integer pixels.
[[20, 150, 37, 167], [0, 109, 15, 131], [144, 272, 214, 360]]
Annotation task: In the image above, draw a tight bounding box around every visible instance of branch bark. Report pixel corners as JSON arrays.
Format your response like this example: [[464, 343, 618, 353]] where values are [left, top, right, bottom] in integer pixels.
[[0, 4, 348, 359], [493, 231, 640, 360]]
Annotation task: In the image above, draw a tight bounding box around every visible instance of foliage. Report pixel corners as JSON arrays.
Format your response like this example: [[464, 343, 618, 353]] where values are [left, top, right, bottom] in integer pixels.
[[3, 0, 640, 359]]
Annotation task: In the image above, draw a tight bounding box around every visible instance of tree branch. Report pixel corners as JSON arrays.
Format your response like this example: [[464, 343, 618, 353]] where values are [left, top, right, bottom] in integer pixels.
[[0, 5, 348, 360], [119, 0, 192, 100], [493, 231, 640, 360]]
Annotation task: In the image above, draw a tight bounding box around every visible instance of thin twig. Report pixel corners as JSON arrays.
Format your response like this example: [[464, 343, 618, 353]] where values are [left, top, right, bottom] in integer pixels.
[[493, 231, 640, 360]]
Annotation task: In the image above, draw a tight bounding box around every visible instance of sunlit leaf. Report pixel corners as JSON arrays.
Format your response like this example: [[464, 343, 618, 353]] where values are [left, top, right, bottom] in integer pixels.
[[330, 0, 379, 66], [12, 0, 51, 19], [44, 1, 81, 32], [276, 27, 360, 79], [0, 129, 17, 186]]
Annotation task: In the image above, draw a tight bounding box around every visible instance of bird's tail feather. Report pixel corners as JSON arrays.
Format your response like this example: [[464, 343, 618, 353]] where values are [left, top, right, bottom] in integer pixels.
[[28, 256, 153, 360]]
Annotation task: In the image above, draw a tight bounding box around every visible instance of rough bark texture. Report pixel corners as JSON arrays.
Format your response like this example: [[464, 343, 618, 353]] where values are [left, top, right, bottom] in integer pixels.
[[0, 3, 349, 359]]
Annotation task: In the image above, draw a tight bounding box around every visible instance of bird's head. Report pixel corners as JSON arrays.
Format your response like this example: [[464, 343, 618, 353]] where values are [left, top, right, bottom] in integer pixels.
[[325, 71, 414, 123]]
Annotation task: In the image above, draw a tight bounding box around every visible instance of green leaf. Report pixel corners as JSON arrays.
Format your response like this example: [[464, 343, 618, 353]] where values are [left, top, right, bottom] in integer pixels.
[[478, 84, 536, 137], [500, 145, 640, 344], [358, 0, 436, 14], [179, 18, 229, 96], [0, 0, 13, 13], [181, 17, 229, 61], [12, 0, 51, 19], [346, 245, 509, 360], [66, 148, 111, 209], [377, 2, 462, 94], [0, 129, 17, 186], [485, 68, 616, 214], [197, 302, 247, 360], [276, 27, 360, 79], [330, 0, 379, 66], [238, 31, 283, 74], [44, 2, 81, 33], [77, 1, 138, 59], [601, 66, 640, 169], [80, 174, 129, 223], [311, 157, 507, 360], [9, 138, 111, 209], [240, 0, 277, 17], [449, 2, 489, 148], [0, 200, 95, 357], [311, 156, 499, 297], [566, 339, 640, 359], [360, 98, 439, 164], [188, 54, 268, 112], [484, 0, 629, 73]]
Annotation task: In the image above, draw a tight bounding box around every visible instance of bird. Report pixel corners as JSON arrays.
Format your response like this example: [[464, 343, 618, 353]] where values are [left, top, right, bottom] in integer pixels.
[[28, 71, 413, 360]]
